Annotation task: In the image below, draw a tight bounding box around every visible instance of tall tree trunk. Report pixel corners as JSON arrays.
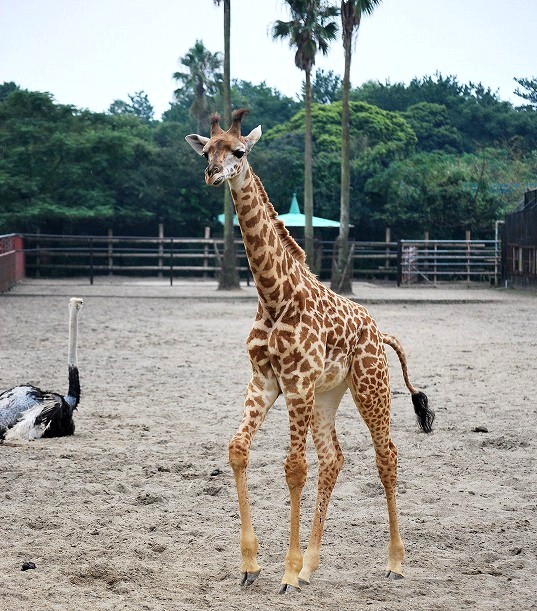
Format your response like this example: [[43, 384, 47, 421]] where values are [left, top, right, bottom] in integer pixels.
[[304, 69, 314, 267], [219, 0, 240, 289], [331, 8, 353, 294]]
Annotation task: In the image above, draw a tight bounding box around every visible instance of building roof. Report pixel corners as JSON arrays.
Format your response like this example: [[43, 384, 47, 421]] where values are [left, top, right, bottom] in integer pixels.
[[217, 193, 341, 228]]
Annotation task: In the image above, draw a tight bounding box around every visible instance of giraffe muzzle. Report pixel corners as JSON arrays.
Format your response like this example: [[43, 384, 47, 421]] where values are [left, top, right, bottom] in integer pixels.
[[205, 165, 224, 186]]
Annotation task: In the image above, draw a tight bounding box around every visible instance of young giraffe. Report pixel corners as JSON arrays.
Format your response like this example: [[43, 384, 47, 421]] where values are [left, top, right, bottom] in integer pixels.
[[186, 109, 434, 593]]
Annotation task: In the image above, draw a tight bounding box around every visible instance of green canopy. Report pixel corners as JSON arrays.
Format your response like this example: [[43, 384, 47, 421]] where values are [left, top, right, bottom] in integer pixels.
[[217, 193, 341, 228]]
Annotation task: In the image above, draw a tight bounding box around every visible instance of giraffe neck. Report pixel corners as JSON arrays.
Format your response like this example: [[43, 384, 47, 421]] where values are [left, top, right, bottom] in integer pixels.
[[228, 164, 305, 313]]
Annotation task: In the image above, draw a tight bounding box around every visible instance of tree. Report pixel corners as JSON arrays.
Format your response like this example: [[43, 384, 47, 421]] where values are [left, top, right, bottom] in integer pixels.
[[272, 0, 339, 267], [403, 102, 463, 153], [173, 40, 223, 133], [263, 100, 417, 237], [514, 76, 537, 108], [304, 68, 342, 104], [230, 80, 301, 131], [365, 150, 526, 239], [0, 89, 160, 234], [0, 81, 19, 103], [331, 0, 382, 294], [213, 0, 240, 289], [108, 91, 154, 122]]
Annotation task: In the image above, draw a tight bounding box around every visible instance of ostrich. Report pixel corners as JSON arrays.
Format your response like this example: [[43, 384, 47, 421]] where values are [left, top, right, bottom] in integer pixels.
[[0, 297, 83, 441]]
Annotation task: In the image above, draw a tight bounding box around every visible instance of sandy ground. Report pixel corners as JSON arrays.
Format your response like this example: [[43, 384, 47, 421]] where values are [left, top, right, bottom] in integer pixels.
[[0, 278, 536, 611]]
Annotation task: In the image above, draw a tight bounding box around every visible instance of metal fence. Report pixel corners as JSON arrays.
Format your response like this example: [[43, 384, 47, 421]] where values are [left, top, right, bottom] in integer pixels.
[[398, 240, 501, 285]]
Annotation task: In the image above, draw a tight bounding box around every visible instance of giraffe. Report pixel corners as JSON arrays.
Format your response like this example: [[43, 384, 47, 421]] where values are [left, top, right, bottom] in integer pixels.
[[186, 109, 435, 593]]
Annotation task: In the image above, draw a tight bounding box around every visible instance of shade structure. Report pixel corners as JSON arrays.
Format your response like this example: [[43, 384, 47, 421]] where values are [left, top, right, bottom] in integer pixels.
[[217, 193, 340, 228]]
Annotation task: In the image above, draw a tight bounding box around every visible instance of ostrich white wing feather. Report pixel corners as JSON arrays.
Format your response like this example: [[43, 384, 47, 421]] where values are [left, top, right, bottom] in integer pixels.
[[4, 398, 58, 441], [0, 386, 42, 430]]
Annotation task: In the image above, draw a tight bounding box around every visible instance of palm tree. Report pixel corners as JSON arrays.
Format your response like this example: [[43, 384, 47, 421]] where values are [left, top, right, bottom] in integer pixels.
[[273, 0, 338, 267], [331, 0, 382, 294], [213, 0, 240, 289], [173, 40, 223, 133]]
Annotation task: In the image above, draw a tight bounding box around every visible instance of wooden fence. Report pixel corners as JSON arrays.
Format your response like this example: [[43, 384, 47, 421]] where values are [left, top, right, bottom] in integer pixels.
[[1, 233, 502, 288]]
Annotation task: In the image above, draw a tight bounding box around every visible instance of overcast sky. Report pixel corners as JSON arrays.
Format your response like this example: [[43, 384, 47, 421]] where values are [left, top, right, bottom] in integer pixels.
[[1, 0, 535, 119]]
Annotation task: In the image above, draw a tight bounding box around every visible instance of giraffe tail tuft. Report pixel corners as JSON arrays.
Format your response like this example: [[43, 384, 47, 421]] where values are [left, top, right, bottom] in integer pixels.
[[411, 391, 435, 434], [381, 332, 435, 434]]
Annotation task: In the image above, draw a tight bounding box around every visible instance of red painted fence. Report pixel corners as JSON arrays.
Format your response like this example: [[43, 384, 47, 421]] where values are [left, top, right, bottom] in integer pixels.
[[0, 234, 25, 292]]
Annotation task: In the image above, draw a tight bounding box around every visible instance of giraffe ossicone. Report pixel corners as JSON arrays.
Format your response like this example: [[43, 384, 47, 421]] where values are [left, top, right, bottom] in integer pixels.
[[186, 109, 435, 593]]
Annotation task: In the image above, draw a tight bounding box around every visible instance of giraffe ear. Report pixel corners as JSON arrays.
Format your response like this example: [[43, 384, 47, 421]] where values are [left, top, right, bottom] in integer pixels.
[[244, 125, 262, 153], [185, 134, 209, 156]]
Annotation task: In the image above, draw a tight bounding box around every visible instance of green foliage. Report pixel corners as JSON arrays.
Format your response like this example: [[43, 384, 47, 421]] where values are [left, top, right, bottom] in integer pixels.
[[403, 102, 463, 153], [261, 101, 416, 222], [352, 73, 537, 154], [365, 149, 534, 238], [513, 76, 537, 107], [2, 69, 537, 241], [0, 88, 158, 233], [228, 80, 301, 133], [305, 69, 342, 104], [272, 1, 339, 73], [108, 91, 154, 123], [172, 40, 223, 132], [265, 100, 416, 157]]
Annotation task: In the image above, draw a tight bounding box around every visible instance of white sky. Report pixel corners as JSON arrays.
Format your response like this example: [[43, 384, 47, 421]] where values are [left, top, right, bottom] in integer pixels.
[[1, 0, 535, 119]]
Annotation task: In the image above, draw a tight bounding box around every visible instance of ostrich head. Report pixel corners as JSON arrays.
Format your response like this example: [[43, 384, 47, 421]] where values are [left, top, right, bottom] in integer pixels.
[[185, 108, 262, 187]]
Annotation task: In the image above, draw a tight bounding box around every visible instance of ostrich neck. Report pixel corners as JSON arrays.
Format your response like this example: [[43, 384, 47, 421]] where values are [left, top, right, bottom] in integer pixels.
[[228, 164, 298, 313], [68, 307, 79, 367]]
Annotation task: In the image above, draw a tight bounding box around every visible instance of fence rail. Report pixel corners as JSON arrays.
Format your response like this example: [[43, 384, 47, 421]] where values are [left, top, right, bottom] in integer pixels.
[[1, 233, 502, 289], [398, 240, 500, 285]]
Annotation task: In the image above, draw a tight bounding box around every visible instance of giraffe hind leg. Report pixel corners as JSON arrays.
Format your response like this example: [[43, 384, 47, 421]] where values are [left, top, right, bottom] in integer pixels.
[[347, 346, 405, 578]]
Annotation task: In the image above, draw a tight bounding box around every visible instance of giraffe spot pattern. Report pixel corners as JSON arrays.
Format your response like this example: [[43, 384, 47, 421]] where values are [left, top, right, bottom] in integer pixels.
[[194, 120, 420, 586]]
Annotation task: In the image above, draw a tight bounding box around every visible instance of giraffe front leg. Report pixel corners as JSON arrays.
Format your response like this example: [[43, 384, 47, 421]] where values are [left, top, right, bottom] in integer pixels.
[[279, 385, 315, 594], [229, 372, 279, 586], [299, 383, 347, 586]]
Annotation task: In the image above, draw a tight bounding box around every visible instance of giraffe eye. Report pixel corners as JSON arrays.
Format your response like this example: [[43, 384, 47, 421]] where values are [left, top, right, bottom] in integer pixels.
[[233, 150, 245, 159], [202, 151, 209, 159]]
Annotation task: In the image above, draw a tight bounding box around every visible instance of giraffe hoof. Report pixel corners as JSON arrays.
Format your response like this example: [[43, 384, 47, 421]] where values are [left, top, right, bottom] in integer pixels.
[[385, 571, 404, 580], [278, 583, 301, 594], [298, 577, 310, 588], [240, 569, 261, 587]]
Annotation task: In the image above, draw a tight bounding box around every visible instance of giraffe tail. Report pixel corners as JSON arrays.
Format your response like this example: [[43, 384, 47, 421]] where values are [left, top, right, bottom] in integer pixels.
[[381, 332, 435, 433]]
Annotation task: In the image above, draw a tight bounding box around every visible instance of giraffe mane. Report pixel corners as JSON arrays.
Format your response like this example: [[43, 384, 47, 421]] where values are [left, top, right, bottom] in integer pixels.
[[251, 172, 307, 267]]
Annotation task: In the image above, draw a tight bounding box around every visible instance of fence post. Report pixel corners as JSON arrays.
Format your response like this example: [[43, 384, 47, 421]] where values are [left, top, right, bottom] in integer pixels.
[[385, 227, 391, 280], [170, 237, 174, 286], [465, 229, 471, 286], [158, 222, 164, 278], [13, 235, 25, 280], [107, 228, 113, 276], [203, 226, 211, 278], [90, 238, 94, 285], [36, 227, 41, 278], [494, 220, 503, 286], [424, 231, 430, 283], [397, 241, 403, 286], [434, 241, 438, 286]]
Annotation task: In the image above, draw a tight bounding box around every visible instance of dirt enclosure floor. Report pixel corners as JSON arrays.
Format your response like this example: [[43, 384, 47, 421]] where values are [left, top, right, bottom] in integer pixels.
[[0, 279, 536, 611]]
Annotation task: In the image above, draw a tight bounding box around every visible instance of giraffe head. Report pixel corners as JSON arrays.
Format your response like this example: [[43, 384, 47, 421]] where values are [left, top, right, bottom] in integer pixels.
[[185, 108, 262, 186]]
